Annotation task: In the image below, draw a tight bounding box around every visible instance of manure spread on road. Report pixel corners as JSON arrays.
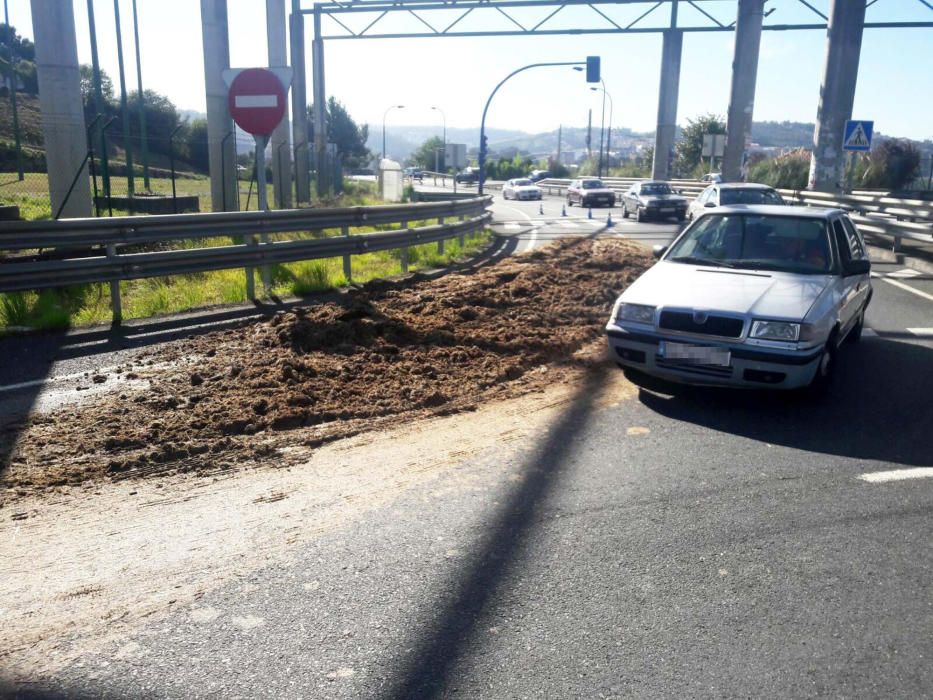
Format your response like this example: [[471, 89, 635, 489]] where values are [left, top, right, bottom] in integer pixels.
[[1, 238, 650, 499]]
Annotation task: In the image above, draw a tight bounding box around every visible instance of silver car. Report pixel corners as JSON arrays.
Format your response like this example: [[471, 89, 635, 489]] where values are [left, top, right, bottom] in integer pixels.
[[606, 206, 872, 391], [502, 178, 543, 201], [687, 183, 785, 221]]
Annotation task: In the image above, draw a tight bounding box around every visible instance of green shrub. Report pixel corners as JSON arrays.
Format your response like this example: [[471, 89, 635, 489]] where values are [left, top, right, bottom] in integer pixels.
[[748, 148, 811, 190]]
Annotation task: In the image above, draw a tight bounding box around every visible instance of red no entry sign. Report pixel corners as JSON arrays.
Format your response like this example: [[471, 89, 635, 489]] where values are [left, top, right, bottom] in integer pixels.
[[227, 68, 287, 136]]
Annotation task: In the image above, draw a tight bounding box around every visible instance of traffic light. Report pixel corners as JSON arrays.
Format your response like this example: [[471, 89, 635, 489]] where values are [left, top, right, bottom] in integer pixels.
[[586, 56, 600, 83]]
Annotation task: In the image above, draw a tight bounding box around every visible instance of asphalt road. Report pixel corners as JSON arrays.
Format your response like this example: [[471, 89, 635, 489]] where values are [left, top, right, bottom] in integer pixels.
[[3, 189, 932, 698]]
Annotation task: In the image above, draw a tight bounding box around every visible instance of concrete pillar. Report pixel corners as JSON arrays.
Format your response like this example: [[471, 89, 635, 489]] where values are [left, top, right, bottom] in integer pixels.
[[311, 8, 328, 197], [289, 9, 311, 203], [200, 0, 238, 211], [808, 0, 866, 192], [30, 0, 91, 218], [651, 29, 683, 181], [722, 0, 764, 182], [267, 0, 292, 209]]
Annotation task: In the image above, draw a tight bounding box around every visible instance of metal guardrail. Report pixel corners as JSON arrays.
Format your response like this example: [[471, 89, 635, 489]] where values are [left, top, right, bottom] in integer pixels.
[[0, 196, 493, 324], [533, 177, 931, 247]]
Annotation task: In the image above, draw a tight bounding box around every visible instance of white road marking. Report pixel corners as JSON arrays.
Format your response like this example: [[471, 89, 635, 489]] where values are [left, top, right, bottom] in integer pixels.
[[906, 328, 933, 337], [234, 94, 278, 108], [858, 467, 933, 483], [871, 272, 933, 302], [887, 268, 921, 279]]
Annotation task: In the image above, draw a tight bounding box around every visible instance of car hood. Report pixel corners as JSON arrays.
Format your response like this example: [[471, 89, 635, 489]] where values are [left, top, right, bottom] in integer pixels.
[[620, 261, 833, 320], [641, 194, 687, 204], [513, 185, 540, 191], [580, 188, 614, 196]]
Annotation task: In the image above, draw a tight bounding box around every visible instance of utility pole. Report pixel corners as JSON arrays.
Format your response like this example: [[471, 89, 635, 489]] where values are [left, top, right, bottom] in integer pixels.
[[4, 0, 23, 180], [131, 0, 150, 190], [87, 0, 110, 200], [113, 0, 134, 199], [586, 109, 592, 161], [556, 124, 562, 165]]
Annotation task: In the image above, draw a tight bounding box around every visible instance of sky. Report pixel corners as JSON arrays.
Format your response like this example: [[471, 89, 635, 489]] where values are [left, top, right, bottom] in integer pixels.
[[8, 1, 933, 141]]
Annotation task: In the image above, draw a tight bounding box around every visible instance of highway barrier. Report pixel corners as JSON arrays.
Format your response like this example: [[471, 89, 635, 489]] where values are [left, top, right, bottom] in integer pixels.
[[0, 196, 493, 324]]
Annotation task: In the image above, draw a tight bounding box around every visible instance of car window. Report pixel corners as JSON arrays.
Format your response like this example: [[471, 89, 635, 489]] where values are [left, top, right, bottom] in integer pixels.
[[641, 183, 673, 195], [582, 180, 605, 189], [667, 214, 832, 274], [513, 179, 533, 186], [719, 188, 785, 206], [840, 217, 866, 260]]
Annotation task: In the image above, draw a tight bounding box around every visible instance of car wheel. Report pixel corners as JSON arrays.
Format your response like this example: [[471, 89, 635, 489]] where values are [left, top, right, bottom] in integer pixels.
[[807, 334, 838, 394], [635, 207, 645, 223], [847, 308, 865, 344], [621, 203, 629, 219], [566, 196, 572, 207]]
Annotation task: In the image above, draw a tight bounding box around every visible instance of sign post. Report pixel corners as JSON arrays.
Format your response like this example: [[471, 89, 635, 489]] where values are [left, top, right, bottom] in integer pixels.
[[843, 120, 873, 193], [224, 67, 291, 298]]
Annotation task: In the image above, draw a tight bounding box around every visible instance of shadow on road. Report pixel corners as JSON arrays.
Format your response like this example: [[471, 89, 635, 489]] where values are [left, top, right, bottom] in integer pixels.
[[386, 363, 609, 699], [637, 337, 933, 467]]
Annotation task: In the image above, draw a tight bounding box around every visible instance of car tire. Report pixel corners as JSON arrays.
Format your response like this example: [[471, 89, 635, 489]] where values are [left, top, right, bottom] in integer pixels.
[[566, 196, 573, 207], [621, 204, 629, 219], [807, 334, 838, 395], [635, 207, 645, 223]]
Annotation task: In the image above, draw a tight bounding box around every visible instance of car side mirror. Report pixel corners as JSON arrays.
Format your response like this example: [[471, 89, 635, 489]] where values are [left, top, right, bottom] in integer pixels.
[[652, 245, 667, 259], [704, 201, 716, 208], [844, 259, 871, 276]]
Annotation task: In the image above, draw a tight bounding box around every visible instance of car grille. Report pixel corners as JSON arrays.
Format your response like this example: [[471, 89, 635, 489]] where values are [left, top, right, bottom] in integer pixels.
[[658, 311, 744, 338], [656, 359, 733, 378]]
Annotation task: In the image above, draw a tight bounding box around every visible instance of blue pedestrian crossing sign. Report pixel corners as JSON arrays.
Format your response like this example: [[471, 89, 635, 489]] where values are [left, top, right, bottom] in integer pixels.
[[843, 120, 874, 152]]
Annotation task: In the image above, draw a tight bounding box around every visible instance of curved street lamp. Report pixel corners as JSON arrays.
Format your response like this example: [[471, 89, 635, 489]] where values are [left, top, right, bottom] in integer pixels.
[[382, 104, 405, 161], [479, 62, 592, 194]]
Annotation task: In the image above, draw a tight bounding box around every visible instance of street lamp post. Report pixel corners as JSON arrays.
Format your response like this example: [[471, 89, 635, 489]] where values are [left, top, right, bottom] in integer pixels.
[[479, 62, 592, 195], [591, 81, 613, 177], [431, 105, 446, 171], [382, 104, 405, 162]]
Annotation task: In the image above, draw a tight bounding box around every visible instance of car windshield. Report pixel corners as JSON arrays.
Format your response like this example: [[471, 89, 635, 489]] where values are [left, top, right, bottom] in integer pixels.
[[666, 214, 833, 274], [641, 183, 673, 195], [513, 179, 533, 186], [719, 188, 785, 205], [581, 180, 605, 189]]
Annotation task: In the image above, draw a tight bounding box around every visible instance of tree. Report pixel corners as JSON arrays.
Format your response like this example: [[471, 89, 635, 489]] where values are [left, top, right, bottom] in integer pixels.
[[411, 136, 445, 171], [79, 64, 115, 109], [674, 114, 726, 177], [306, 97, 371, 168], [185, 118, 210, 174], [127, 89, 183, 156], [859, 138, 921, 190]]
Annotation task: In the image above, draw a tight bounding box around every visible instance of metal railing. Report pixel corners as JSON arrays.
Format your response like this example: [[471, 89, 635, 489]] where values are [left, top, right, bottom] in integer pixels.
[[0, 196, 492, 324], [530, 177, 932, 247]]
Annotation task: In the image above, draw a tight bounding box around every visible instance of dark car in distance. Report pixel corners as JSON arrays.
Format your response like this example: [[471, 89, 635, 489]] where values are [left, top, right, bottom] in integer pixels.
[[621, 181, 689, 222], [455, 167, 481, 184], [566, 178, 616, 208]]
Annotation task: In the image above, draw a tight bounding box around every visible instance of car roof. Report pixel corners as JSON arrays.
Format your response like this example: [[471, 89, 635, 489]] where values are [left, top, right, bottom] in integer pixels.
[[716, 182, 776, 190], [639, 181, 670, 186], [706, 204, 844, 219]]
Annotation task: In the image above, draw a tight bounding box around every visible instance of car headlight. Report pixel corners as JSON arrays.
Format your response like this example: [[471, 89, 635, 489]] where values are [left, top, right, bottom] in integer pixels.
[[750, 320, 801, 341], [615, 303, 656, 324]]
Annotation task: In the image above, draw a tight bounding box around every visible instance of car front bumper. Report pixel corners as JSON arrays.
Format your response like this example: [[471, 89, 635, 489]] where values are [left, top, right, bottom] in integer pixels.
[[605, 325, 822, 389], [643, 205, 687, 218], [515, 191, 542, 200]]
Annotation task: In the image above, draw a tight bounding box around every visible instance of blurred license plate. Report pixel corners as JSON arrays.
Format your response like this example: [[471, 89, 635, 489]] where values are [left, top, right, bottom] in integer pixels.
[[661, 207, 674, 212], [659, 341, 730, 366]]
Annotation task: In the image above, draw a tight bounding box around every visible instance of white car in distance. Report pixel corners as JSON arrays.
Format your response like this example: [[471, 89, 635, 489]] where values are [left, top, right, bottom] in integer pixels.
[[502, 178, 543, 201], [606, 206, 872, 392]]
